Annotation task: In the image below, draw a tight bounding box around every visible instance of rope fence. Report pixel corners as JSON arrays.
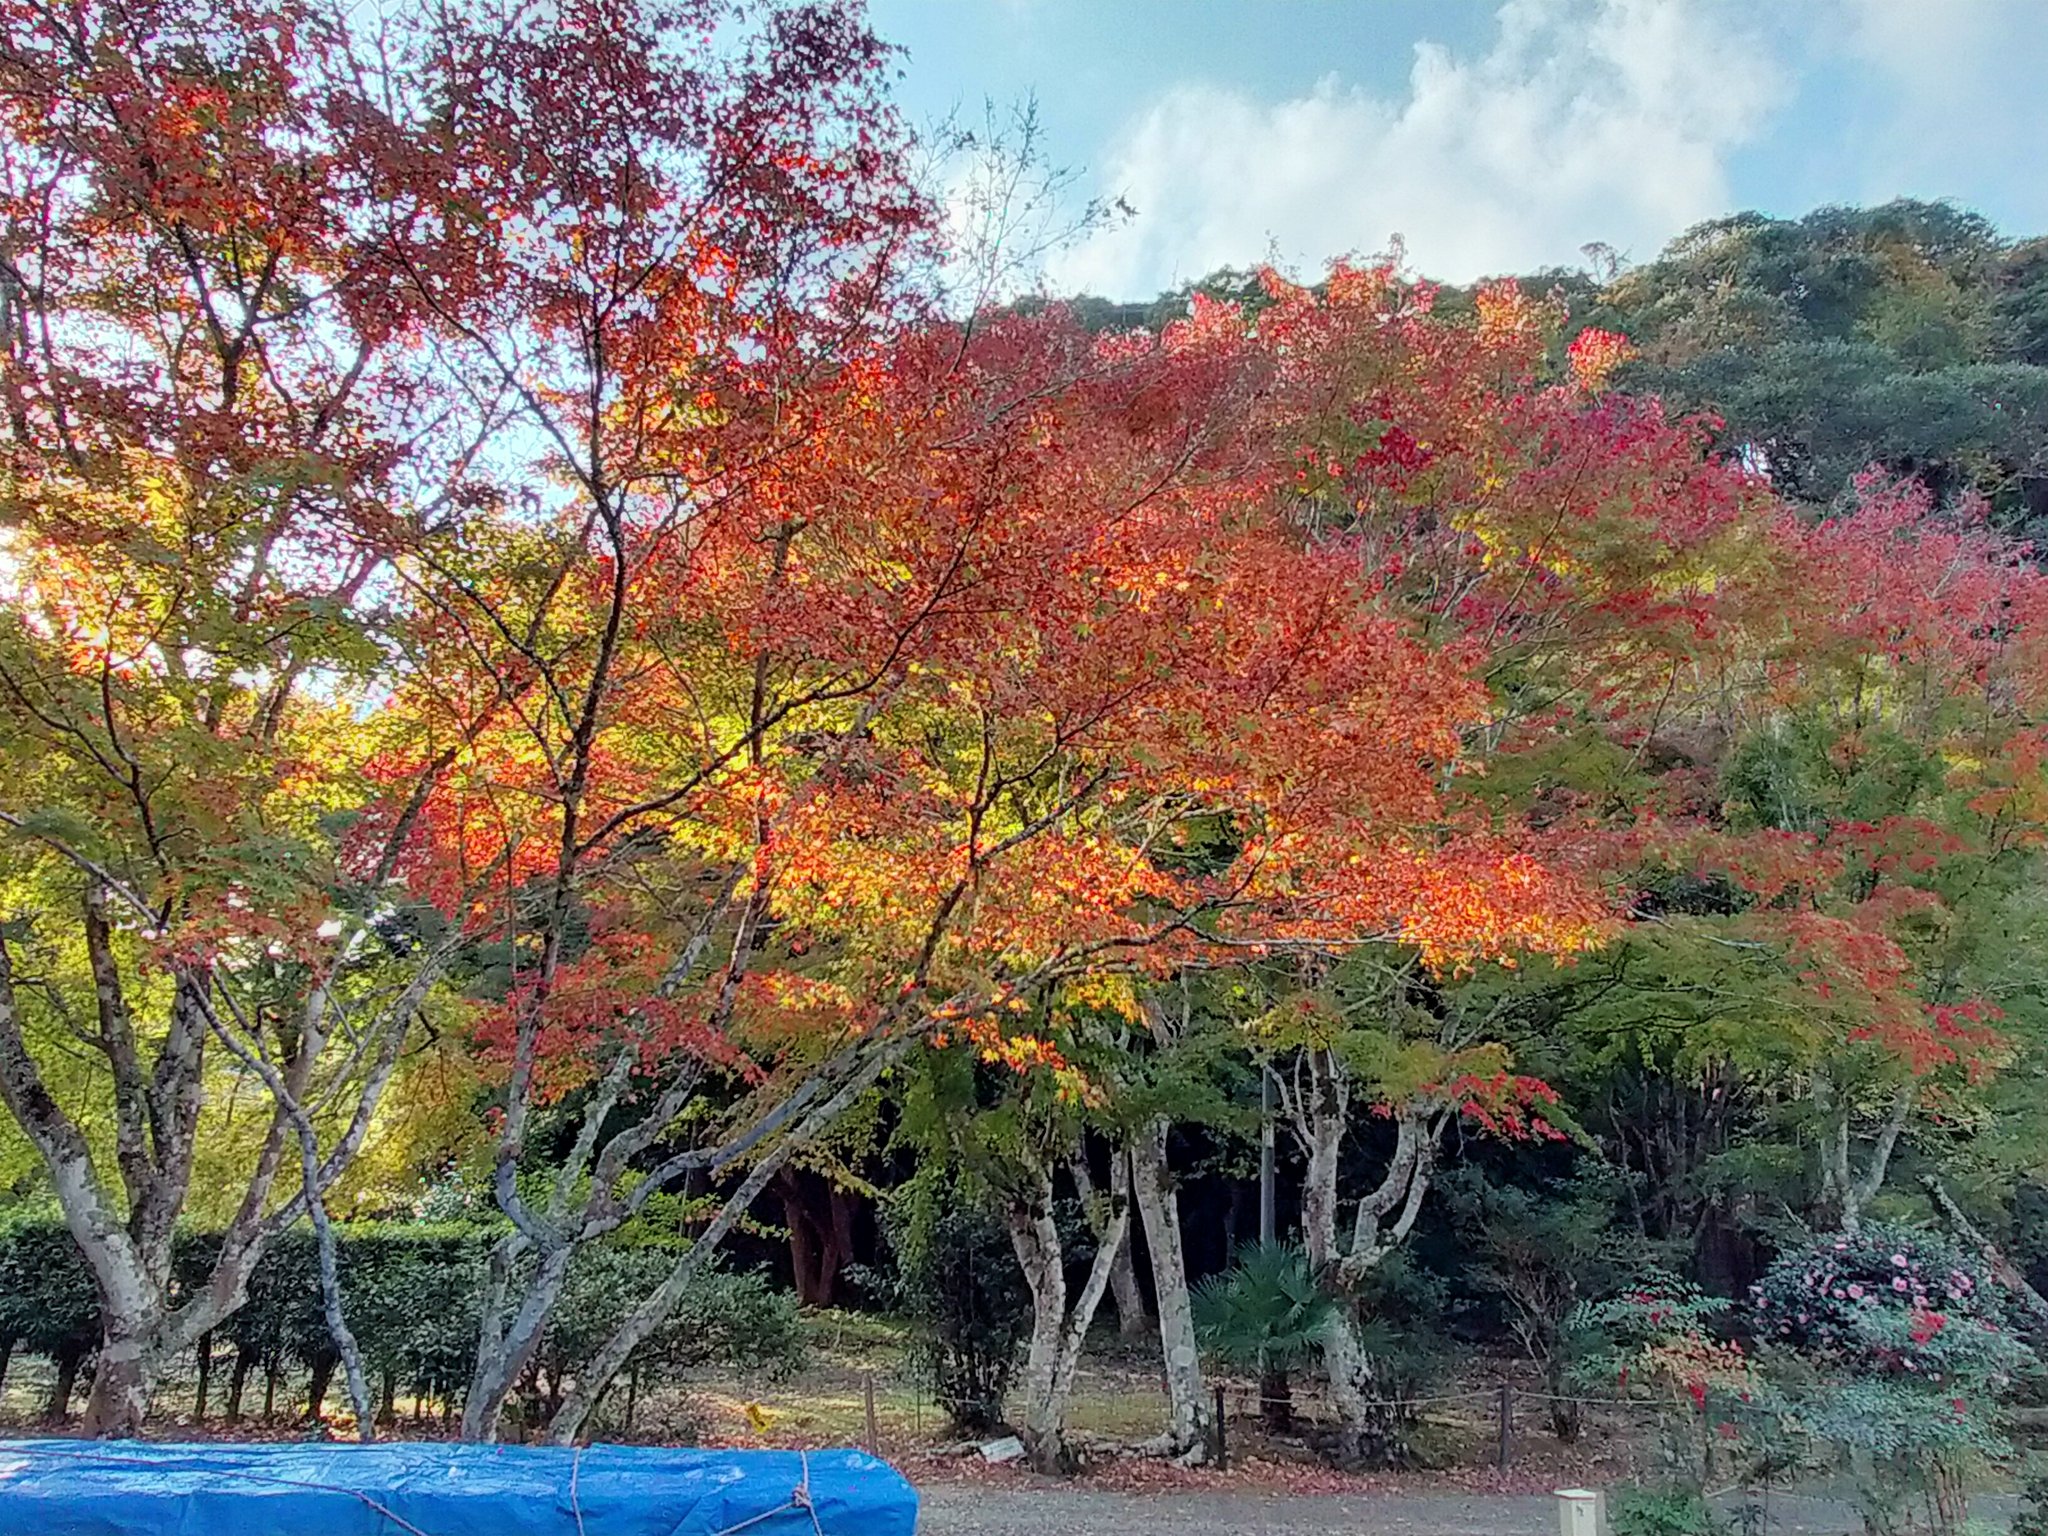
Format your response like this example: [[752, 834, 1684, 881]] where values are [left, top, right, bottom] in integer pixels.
[[1198, 1370, 1694, 1474], [0, 1342, 1759, 1486]]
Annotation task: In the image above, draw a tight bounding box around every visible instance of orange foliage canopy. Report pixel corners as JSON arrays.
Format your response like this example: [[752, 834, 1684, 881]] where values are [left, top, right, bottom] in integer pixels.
[[375, 281, 1617, 1094], [376, 251, 2048, 1112], [1245, 266, 2048, 1110]]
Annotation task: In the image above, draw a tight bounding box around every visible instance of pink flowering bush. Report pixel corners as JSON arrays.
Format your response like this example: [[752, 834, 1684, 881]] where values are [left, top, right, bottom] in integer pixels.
[[1751, 1222, 2008, 1376], [1751, 1225, 2035, 1534]]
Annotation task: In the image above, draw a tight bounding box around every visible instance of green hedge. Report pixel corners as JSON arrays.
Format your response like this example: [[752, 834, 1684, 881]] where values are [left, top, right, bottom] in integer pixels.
[[0, 1218, 804, 1426], [0, 1219, 101, 1415]]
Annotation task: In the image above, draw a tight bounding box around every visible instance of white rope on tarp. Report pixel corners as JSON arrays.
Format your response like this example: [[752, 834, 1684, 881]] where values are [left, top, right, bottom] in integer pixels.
[[710, 1449, 826, 1536]]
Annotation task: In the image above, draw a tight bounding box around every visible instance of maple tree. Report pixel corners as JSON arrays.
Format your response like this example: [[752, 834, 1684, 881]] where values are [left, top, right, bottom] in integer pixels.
[[380, 264, 1616, 1444], [1154, 263, 1750, 1460], [811, 267, 1764, 1468], [1562, 481, 2043, 1236], [1696, 472, 2045, 1233], [314, 0, 948, 1440], [0, 0, 500, 1433]]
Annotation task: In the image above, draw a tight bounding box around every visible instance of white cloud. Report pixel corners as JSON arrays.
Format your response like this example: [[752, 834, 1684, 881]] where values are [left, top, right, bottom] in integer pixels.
[[1047, 0, 1789, 297], [1838, 0, 2048, 211], [1846, 0, 2034, 98]]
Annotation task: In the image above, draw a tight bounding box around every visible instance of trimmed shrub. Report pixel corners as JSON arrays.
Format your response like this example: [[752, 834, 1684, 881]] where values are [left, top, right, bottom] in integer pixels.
[[0, 1215, 100, 1415], [0, 1218, 795, 1430]]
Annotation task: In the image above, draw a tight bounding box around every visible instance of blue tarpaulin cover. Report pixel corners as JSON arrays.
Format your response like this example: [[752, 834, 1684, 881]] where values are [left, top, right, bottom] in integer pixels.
[[0, 1439, 918, 1535]]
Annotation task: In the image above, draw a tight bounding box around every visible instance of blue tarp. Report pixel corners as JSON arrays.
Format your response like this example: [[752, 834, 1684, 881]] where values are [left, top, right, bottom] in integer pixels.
[[0, 1439, 918, 1535]]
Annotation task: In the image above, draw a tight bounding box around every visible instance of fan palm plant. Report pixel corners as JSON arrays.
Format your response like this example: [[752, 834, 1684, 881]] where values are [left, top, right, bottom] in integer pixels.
[[1193, 1241, 1335, 1433]]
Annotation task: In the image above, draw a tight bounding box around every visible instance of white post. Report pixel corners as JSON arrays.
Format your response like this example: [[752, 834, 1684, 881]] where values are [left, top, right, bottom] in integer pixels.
[[1556, 1487, 1602, 1536]]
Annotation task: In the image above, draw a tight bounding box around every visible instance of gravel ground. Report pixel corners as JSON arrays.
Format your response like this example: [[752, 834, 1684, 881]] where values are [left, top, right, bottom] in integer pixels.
[[915, 1485, 2023, 1535]]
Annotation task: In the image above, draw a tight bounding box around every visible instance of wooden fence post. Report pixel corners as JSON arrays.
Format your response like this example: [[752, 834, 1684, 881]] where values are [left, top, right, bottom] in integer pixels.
[[1497, 1384, 1513, 1470]]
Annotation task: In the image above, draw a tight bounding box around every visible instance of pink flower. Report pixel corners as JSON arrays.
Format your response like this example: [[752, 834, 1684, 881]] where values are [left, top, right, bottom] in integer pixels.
[[1891, 1254, 1909, 1268], [1893, 1277, 1910, 1292], [1848, 1285, 1864, 1299]]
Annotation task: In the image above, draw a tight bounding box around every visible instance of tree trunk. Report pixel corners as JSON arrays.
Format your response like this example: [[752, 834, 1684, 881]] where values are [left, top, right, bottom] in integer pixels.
[[1258, 1362, 1293, 1433], [193, 1331, 213, 1422], [1319, 1307, 1398, 1467], [296, 1111, 375, 1440], [1817, 1078, 1915, 1234], [462, 1238, 574, 1442], [1280, 1050, 1438, 1467], [1546, 1356, 1581, 1443], [226, 1347, 253, 1425], [305, 1352, 337, 1422], [1106, 1232, 1147, 1341], [1006, 1154, 1132, 1473], [1129, 1125, 1210, 1461], [263, 1362, 279, 1421], [1010, 1175, 1070, 1471], [0, 1336, 12, 1395], [822, 1185, 859, 1308], [81, 1319, 155, 1436], [379, 1369, 396, 1427], [779, 1170, 823, 1305], [47, 1343, 84, 1423], [1922, 1174, 2048, 1336], [1070, 1153, 1149, 1342], [777, 1169, 857, 1308]]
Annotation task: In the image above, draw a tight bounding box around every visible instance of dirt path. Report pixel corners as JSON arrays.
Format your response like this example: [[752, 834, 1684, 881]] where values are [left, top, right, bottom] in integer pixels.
[[916, 1484, 2022, 1535]]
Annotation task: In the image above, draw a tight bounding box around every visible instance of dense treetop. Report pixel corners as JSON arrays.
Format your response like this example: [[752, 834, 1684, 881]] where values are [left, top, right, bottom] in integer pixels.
[[1079, 199, 2048, 539]]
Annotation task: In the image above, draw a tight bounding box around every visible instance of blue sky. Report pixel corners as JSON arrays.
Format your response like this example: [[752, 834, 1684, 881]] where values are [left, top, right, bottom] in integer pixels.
[[865, 0, 2048, 298]]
